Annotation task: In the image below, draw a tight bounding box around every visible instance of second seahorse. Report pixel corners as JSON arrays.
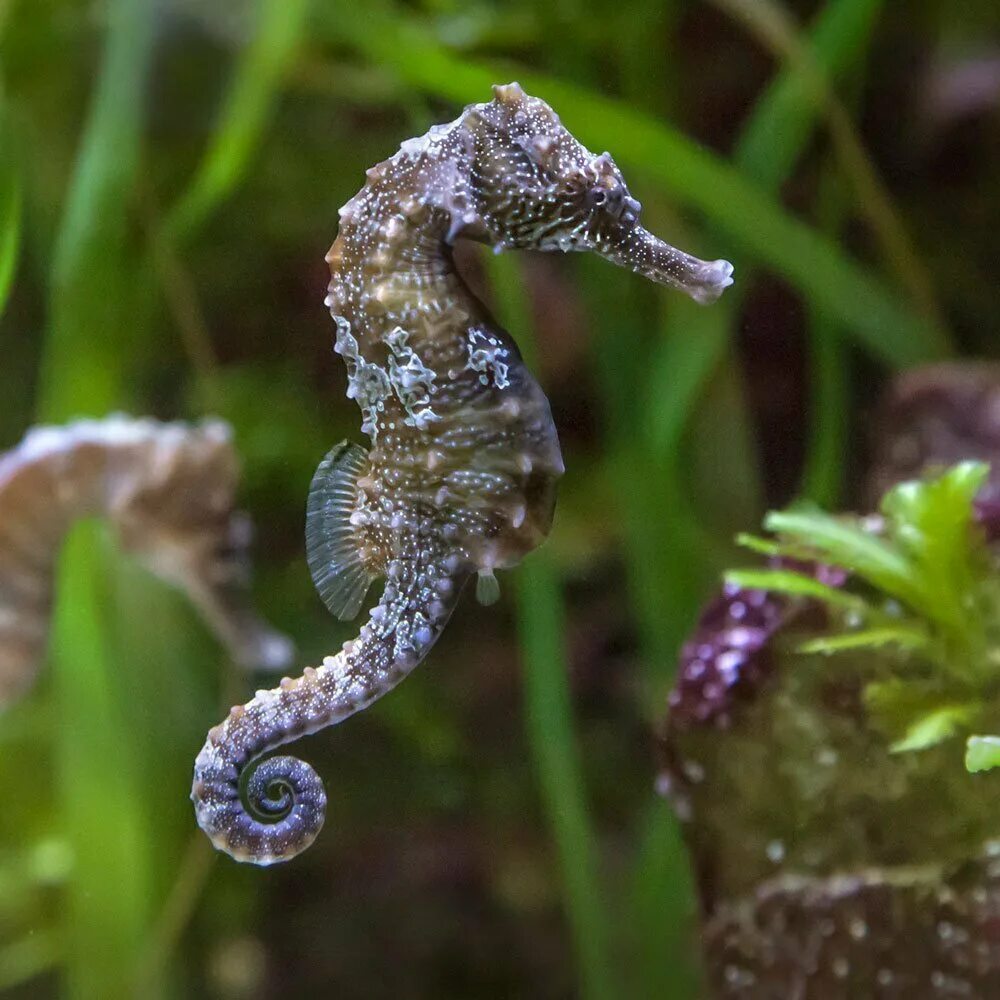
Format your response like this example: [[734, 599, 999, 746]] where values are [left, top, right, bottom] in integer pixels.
[[192, 82, 734, 865]]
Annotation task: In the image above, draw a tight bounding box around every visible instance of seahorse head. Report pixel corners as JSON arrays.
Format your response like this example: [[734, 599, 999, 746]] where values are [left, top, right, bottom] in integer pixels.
[[468, 82, 733, 305]]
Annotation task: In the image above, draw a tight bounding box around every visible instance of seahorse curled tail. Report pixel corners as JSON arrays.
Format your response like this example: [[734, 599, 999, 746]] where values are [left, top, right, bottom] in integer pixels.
[[192, 519, 467, 864]]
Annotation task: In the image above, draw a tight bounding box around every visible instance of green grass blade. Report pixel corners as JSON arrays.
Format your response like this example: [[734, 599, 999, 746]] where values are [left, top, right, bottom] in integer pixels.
[[164, 0, 310, 242], [714, 0, 944, 328], [34, 0, 160, 995], [52, 526, 155, 999], [629, 802, 703, 999], [0, 130, 20, 319], [38, 0, 155, 421], [735, 0, 885, 186], [647, 0, 900, 472], [515, 560, 616, 1000], [764, 509, 922, 604], [966, 735, 1000, 774], [800, 170, 850, 506], [488, 250, 615, 1000], [798, 626, 930, 654]]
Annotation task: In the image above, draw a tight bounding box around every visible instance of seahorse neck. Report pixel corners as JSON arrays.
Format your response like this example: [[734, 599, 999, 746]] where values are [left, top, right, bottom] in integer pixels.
[[326, 142, 491, 356]]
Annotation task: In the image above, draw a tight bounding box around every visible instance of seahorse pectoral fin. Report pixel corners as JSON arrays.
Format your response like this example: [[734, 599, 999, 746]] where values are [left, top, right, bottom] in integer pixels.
[[306, 440, 376, 621], [599, 224, 734, 305]]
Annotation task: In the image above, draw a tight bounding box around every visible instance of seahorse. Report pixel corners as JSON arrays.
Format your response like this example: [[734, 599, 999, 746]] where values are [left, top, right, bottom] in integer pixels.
[[192, 82, 734, 865], [0, 415, 293, 706]]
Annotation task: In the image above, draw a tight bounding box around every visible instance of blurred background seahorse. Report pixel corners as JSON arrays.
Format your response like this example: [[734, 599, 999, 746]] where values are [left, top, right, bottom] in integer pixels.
[[0, 415, 293, 705]]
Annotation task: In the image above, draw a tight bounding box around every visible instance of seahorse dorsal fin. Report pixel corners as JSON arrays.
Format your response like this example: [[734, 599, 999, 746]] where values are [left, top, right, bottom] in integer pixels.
[[306, 441, 375, 621]]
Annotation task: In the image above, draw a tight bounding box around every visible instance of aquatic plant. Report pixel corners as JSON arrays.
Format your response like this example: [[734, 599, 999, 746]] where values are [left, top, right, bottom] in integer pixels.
[[661, 394, 1000, 994], [727, 461, 1000, 757], [191, 82, 735, 866]]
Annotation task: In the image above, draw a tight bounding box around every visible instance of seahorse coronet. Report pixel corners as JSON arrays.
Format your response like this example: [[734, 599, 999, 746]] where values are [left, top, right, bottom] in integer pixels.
[[191, 85, 733, 865]]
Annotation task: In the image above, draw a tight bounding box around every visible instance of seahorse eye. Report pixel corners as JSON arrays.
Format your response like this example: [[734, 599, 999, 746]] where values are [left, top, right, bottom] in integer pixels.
[[585, 183, 638, 227]]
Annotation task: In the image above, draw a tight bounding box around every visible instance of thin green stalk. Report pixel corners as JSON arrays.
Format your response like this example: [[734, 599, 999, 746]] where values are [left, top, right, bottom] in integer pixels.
[[801, 309, 847, 506], [800, 165, 851, 506], [629, 803, 701, 1000], [647, 0, 894, 456], [133, 834, 216, 995], [711, 0, 946, 330], [39, 0, 155, 420], [52, 526, 155, 999], [36, 0, 158, 995], [0, 112, 20, 319], [489, 250, 616, 1000], [163, 0, 311, 243], [515, 562, 616, 1000], [150, 0, 309, 412]]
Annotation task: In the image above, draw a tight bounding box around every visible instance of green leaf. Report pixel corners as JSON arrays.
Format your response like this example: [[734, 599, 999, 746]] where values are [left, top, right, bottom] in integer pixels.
[[864, 677, 978, 753], [724, 567, 873, 617], [0, 141, 21, 320], [515, 558, 615, 1000], [966, 735, 1000, 773], [764, 509, 927, 611], [735, 532, 784, 557], [879, 462, 989, 634], [734, 0, 886, 188], [164, 0, 311, 241], [798, 625, 929, 655], [890, 704, 974, 753]]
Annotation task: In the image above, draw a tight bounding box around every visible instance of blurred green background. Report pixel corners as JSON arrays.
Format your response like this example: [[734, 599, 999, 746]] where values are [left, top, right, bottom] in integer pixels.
[[0, 0, 996, 996]]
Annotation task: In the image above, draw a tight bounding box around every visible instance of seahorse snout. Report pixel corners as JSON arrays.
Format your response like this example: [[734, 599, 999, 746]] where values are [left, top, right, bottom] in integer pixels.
[[688, 258, 735, 305], [598, 224, 735, 305]]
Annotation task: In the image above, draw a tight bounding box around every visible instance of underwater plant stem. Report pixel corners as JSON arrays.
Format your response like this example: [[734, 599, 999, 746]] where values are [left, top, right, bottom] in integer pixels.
[[133, 833, 217, 994], [0, 99, 20, 321], [37, 0, 159, 994], [711, 0, 947, 334], [52, 525, 156, 999], [148, 0, 309, 411], [162, 0, 310, 243], [800, 164, 850, 506], [145, 212, 222, 408], [515, 560, 617, 1000], [487, 250, 616, 1000], [630, 801, 703, 999]]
